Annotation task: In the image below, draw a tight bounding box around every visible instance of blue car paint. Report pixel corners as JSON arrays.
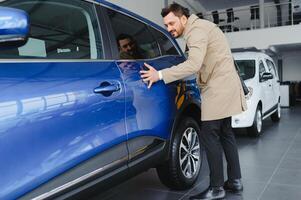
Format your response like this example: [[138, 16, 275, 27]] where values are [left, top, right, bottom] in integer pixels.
[[118, 56, 187, 142], [0, 61, 127, 199], [0, 1, 200, 199], [0, 6, 29, 40]]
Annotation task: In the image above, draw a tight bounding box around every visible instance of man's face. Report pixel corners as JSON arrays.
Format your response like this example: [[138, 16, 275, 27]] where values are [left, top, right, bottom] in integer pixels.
[[119, 38, 135, 55], [163, 12, 187, 38]]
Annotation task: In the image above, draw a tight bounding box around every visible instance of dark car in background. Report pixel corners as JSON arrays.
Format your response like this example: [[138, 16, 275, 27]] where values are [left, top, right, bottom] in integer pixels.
[[0, 0, 203, 199]]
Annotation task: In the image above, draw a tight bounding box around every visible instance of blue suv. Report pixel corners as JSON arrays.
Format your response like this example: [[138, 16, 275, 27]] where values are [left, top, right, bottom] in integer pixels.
[[0, 1, 203, 199]]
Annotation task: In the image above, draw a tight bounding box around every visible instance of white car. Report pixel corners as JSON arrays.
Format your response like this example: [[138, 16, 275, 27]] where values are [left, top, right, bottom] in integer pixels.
[[231, 52, 281, 136]]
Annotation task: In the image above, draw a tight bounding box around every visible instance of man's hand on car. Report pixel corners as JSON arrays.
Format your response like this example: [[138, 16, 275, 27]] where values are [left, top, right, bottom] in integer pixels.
[[140, 63, 160, 89]]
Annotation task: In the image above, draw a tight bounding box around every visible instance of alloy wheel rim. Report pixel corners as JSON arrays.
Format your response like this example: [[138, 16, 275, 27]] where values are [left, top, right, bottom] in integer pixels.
[[257, 110, 262, 133], [179, 127, 201, 179]]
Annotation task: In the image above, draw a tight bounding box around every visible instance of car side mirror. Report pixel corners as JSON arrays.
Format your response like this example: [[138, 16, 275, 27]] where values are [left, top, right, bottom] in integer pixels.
[[260, 72, 273, 82], [0, 7, 30, 49]]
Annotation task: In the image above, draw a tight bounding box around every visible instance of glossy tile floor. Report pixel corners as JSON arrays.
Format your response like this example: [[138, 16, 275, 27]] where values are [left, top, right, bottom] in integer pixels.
[[94, 105, 301, 200]]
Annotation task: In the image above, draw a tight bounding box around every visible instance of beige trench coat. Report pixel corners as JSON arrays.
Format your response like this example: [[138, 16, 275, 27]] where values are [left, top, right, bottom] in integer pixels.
[[161, 14, 247, 121]]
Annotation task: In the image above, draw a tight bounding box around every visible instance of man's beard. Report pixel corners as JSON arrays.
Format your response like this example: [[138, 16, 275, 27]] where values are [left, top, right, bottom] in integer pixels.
[[128, 51, 134, 55], [171, 28, 183, 38], [170, 31, 177, 38]]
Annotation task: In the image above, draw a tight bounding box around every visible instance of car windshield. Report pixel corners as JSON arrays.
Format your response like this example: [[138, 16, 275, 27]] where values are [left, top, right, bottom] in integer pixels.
[[235, 59, 256, 80]]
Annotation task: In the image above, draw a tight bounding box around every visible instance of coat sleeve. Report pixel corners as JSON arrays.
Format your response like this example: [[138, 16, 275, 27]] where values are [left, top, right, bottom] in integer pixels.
[[161, 27, 208, 84]]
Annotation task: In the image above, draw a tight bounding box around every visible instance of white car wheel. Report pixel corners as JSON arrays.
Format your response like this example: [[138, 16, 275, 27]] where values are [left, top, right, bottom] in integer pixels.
[[247, 106, 262, 137]]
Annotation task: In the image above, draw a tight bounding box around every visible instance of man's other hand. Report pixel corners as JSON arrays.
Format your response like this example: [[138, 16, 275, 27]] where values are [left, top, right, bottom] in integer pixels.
[[140, 63, 159, 89]]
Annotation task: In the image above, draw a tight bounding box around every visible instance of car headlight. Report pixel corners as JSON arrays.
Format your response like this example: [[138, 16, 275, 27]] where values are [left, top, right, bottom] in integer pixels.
[[245, 86, 253, 100]]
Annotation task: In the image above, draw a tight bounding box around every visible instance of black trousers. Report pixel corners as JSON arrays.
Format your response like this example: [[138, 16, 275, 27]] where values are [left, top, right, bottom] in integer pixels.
[[200, 117, 241, 187]]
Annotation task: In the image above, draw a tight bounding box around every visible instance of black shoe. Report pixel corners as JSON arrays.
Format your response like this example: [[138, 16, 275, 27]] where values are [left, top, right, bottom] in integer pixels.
[[189, 186, 225, 200], [224, 179, 243, 193]]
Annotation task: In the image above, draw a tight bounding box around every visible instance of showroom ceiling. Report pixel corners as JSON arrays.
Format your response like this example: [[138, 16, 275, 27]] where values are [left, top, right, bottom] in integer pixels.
[[196, 0, 274, 11]]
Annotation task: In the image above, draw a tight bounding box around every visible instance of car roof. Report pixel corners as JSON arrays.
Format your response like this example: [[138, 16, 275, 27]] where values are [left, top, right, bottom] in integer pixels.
[[233, 51, 272, 60]]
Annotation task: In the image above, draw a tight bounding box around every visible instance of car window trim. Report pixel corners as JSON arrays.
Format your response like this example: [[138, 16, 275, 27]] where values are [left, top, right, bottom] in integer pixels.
[[94, 3, 113, 59], [0, 55, 183, 63], [90, 2, 107, 59]]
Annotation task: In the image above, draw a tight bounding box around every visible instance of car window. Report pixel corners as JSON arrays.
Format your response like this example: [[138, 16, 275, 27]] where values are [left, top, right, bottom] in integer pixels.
[[105, 8, 160, 60], [266, 59, 279, 80], [266, 60, 272, 71], [148, 27, 180, 56], [0, 0, 102, 59], [235, 60, 256, 80]]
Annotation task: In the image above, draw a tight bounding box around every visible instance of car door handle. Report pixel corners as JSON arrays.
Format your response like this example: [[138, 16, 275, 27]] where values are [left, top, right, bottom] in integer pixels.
[[94, 82, 120, 96]]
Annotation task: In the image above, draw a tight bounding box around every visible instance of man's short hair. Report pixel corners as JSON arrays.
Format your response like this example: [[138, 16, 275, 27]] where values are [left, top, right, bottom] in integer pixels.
[[161, 2, 190, 18], [116, 34, 133, 47]]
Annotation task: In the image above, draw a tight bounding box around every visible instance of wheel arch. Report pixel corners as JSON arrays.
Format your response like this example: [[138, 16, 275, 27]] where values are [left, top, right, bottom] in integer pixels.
[[166, 99, 201, 157]]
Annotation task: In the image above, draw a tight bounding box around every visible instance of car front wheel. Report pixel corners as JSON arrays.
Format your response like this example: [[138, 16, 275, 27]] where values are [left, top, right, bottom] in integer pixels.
[[247, 106, 262, 137], [156, 117, 203, 190]]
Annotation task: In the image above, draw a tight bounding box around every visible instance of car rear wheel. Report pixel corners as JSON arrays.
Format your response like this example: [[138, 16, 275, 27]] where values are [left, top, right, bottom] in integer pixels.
[[156, 117, 203, 190], [247, 106, 262, 137], [271, 101, 281, 122]]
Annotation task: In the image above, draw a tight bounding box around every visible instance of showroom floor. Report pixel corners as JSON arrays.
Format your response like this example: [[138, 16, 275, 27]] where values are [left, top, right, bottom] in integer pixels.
[[94, 105, 301, 200]]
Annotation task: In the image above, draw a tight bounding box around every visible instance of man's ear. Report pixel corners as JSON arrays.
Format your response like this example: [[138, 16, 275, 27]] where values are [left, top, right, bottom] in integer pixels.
[[180, 15, 188, 26]]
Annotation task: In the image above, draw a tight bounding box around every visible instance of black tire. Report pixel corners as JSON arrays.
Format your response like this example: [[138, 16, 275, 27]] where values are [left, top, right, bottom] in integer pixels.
[[271, 101, 281, 122], [247, 106, 262, 137], [156, 117, 203, 190]]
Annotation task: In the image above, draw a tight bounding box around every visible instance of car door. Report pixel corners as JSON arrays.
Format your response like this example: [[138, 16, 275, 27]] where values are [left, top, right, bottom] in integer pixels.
[[259, 59, 273, 114], [0, 1, 128, 199], [266, 59, 280, 107], [99, 6, 185, 166], [262, 58, 276, 113]]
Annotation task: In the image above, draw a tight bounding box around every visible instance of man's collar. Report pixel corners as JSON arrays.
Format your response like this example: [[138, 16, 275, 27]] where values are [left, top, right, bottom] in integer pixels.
[[183, 14, 199, 39]]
